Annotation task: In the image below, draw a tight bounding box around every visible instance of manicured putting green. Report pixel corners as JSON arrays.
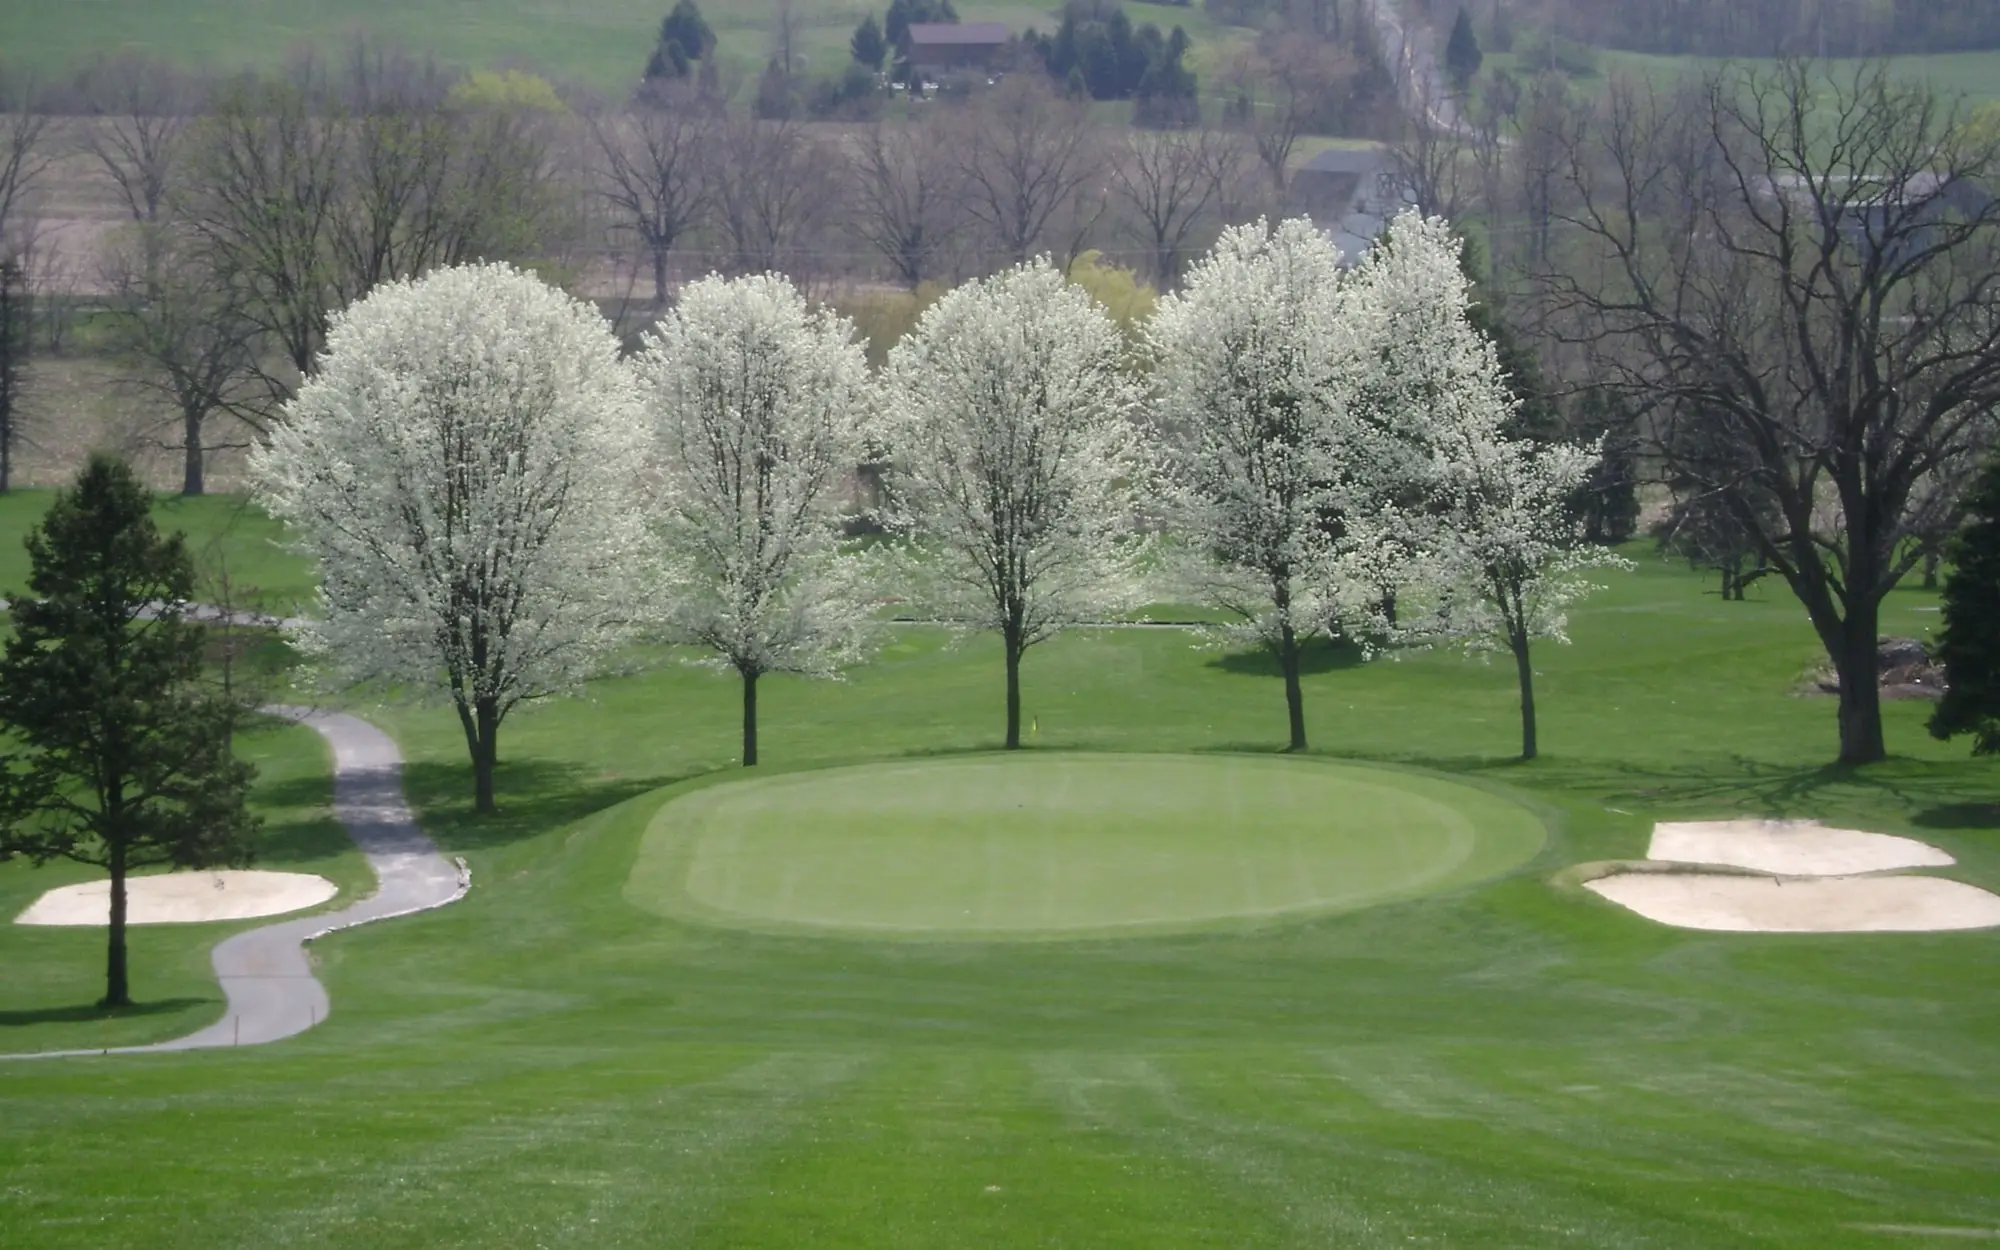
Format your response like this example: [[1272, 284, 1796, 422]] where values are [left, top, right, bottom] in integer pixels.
[[626, 754, 1547, 936]]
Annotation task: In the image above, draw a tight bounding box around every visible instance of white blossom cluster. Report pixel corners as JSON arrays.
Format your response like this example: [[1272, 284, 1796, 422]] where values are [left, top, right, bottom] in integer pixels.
[[1150, 212, 1618, 751], [880, 259, 1154, 648], [1337, 215, 1625, 662], [251, 262, 648, 743], [633, 273, 877, 686], [255, 214, 1610, 781]]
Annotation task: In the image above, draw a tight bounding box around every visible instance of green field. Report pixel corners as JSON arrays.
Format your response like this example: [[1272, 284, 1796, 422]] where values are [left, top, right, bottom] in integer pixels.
[[0, 0, 1256, 97], [1484, 43, 2000, 107], [1598, 48, 2000, 105], [0, 490, 316, 616], [1, 491, 1998, 1246], [632, 754, 1549, 934]]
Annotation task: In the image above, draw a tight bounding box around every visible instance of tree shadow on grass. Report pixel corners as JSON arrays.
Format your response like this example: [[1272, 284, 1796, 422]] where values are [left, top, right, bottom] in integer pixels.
[[1401, 751, 2000, 825], [1913, 803, 2000, 830], [396, 757, 694, 853], [0, 998, 210, 1028], [1206, 637, 1366, 678]]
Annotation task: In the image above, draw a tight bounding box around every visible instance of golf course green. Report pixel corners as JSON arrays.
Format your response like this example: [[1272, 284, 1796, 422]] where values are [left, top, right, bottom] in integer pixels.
[[628, 755, 1548, 935]]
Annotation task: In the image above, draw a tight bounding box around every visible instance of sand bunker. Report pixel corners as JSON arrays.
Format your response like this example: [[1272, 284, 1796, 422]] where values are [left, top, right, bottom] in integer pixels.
[[1584, 873, 2000, 933], [15, 871, 338, 926], [1648, 820, 1955, 877]]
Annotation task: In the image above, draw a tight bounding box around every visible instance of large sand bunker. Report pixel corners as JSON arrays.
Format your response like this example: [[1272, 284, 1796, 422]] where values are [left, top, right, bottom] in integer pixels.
[[1584, 873, 2000, 933], [15, 871, 338, 926], [1649, 820, 1956, 876]]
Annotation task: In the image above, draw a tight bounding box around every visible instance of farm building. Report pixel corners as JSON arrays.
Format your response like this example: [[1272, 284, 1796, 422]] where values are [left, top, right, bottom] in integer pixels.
[[903, 22, 1011, 73]]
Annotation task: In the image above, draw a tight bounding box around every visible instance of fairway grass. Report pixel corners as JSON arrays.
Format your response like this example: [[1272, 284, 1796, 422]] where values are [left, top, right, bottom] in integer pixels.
[[3, 495, 2000, 1247], [630, 754, 1548, 935]]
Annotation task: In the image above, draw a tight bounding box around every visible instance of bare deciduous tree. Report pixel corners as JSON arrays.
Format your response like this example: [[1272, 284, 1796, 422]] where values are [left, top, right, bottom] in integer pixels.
[[1110, 127, 1242, 288], [848, 119, 962, 289], [1544, 61, 2000, 764], [0, 257, 29, 493], [953, 78, 1098, 267], [1225, 41, 1355, 194], [183, 73, 344, 399], [104, 228, 263, 496], [78, 53, 193, 224], [712, 118, 842, 274], [589, 102, 714, 305], [1388, 92, 1469, 221]]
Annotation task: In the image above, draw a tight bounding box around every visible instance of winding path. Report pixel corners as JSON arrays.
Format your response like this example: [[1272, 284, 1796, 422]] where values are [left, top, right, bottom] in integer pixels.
[[1, 708, 467, 1060]]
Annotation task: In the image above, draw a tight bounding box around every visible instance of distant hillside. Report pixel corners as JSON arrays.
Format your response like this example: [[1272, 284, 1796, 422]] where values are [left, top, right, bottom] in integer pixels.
[[0, 0, 1253, 99], [1506, 0, 2000, 59]]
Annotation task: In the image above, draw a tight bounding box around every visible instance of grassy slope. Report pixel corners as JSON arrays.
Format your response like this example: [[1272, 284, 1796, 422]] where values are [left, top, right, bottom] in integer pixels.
[[0, 716, 362, 1052], [0, 0, 1254, 97], [0, 490, 1994, 1246]]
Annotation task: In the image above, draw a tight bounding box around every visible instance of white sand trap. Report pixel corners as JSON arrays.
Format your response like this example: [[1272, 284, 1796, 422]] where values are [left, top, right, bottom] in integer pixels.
[[14, 871, 338, 926], [1648, 820, 1955, 877], [1585, 873, 2000, 933]]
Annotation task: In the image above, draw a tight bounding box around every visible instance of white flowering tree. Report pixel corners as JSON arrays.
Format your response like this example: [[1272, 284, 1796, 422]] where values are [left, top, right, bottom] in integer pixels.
[[1149, 218, 1391, 753], [634, 273, 876, 767], [883, 259, 1150, 749], [252, 262, 647, 813], [1345, 214, 1621, 760]]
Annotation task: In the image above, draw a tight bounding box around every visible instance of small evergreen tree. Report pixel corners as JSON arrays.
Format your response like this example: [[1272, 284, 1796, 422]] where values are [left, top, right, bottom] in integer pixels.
[[0, 455, 259, 1008], [1445, 8, 1483, 92], [1568, 388, 1640, 545], [1931, 456, 2000, 754], [662, 0, 716, 60], [754, 57, 796, 119], [648, 1, 715, 79], [852, 13, 889, 71]]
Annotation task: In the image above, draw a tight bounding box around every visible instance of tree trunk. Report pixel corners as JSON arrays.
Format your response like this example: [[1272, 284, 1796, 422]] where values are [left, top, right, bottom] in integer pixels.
[[1923, 550, 1940, 590], [1510, 628, 1538, 761], [459, 695, 501, 814], [1835, 609, 1886, 766], [741, 668, 759, 766], [104, 841, 131, 1008], [1004, 628, 1023, 750], [182, 415, 204, 496], [1278, 622, 1307, 752], [652, 246, 670, 307]]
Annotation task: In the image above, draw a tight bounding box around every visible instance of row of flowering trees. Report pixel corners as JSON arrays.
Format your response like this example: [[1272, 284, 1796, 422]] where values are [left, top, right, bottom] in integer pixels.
[[252, 213, 1613, 813]]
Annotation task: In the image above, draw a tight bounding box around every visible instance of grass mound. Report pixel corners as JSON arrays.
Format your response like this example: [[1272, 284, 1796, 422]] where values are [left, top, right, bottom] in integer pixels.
[[627, 754, 1548, 936]]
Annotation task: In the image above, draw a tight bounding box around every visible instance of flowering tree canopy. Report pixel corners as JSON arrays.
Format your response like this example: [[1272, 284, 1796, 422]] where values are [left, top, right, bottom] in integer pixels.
[[1344, 213, 1621, 760], [1149, 217, 1388, 752], [252, 262, 647, 812], [883, 257, 1150, 749], [634, 272, 877, 766]]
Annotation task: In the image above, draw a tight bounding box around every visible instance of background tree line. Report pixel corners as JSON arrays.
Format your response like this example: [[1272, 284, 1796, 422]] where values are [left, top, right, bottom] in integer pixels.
[[0, 7, 1411, 499]]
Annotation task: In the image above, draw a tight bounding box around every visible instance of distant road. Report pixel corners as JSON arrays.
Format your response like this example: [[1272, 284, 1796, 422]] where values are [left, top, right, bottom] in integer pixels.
[[1358, 0, 1464, 133]]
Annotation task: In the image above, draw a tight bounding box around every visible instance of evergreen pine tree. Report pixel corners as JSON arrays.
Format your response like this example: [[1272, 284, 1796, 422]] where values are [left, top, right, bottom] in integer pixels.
[[852, 13, 888, 71], [1930, 455, 2000, 753], [649, 0, 715, 79], [0, 455, 259, 1007], [754, 57, 796, 119], [1445, 8, 1484, 92]]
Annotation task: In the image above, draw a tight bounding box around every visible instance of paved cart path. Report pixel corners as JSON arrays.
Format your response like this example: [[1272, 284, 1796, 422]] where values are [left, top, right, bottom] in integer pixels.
[[0, 708, 467, 1060]]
